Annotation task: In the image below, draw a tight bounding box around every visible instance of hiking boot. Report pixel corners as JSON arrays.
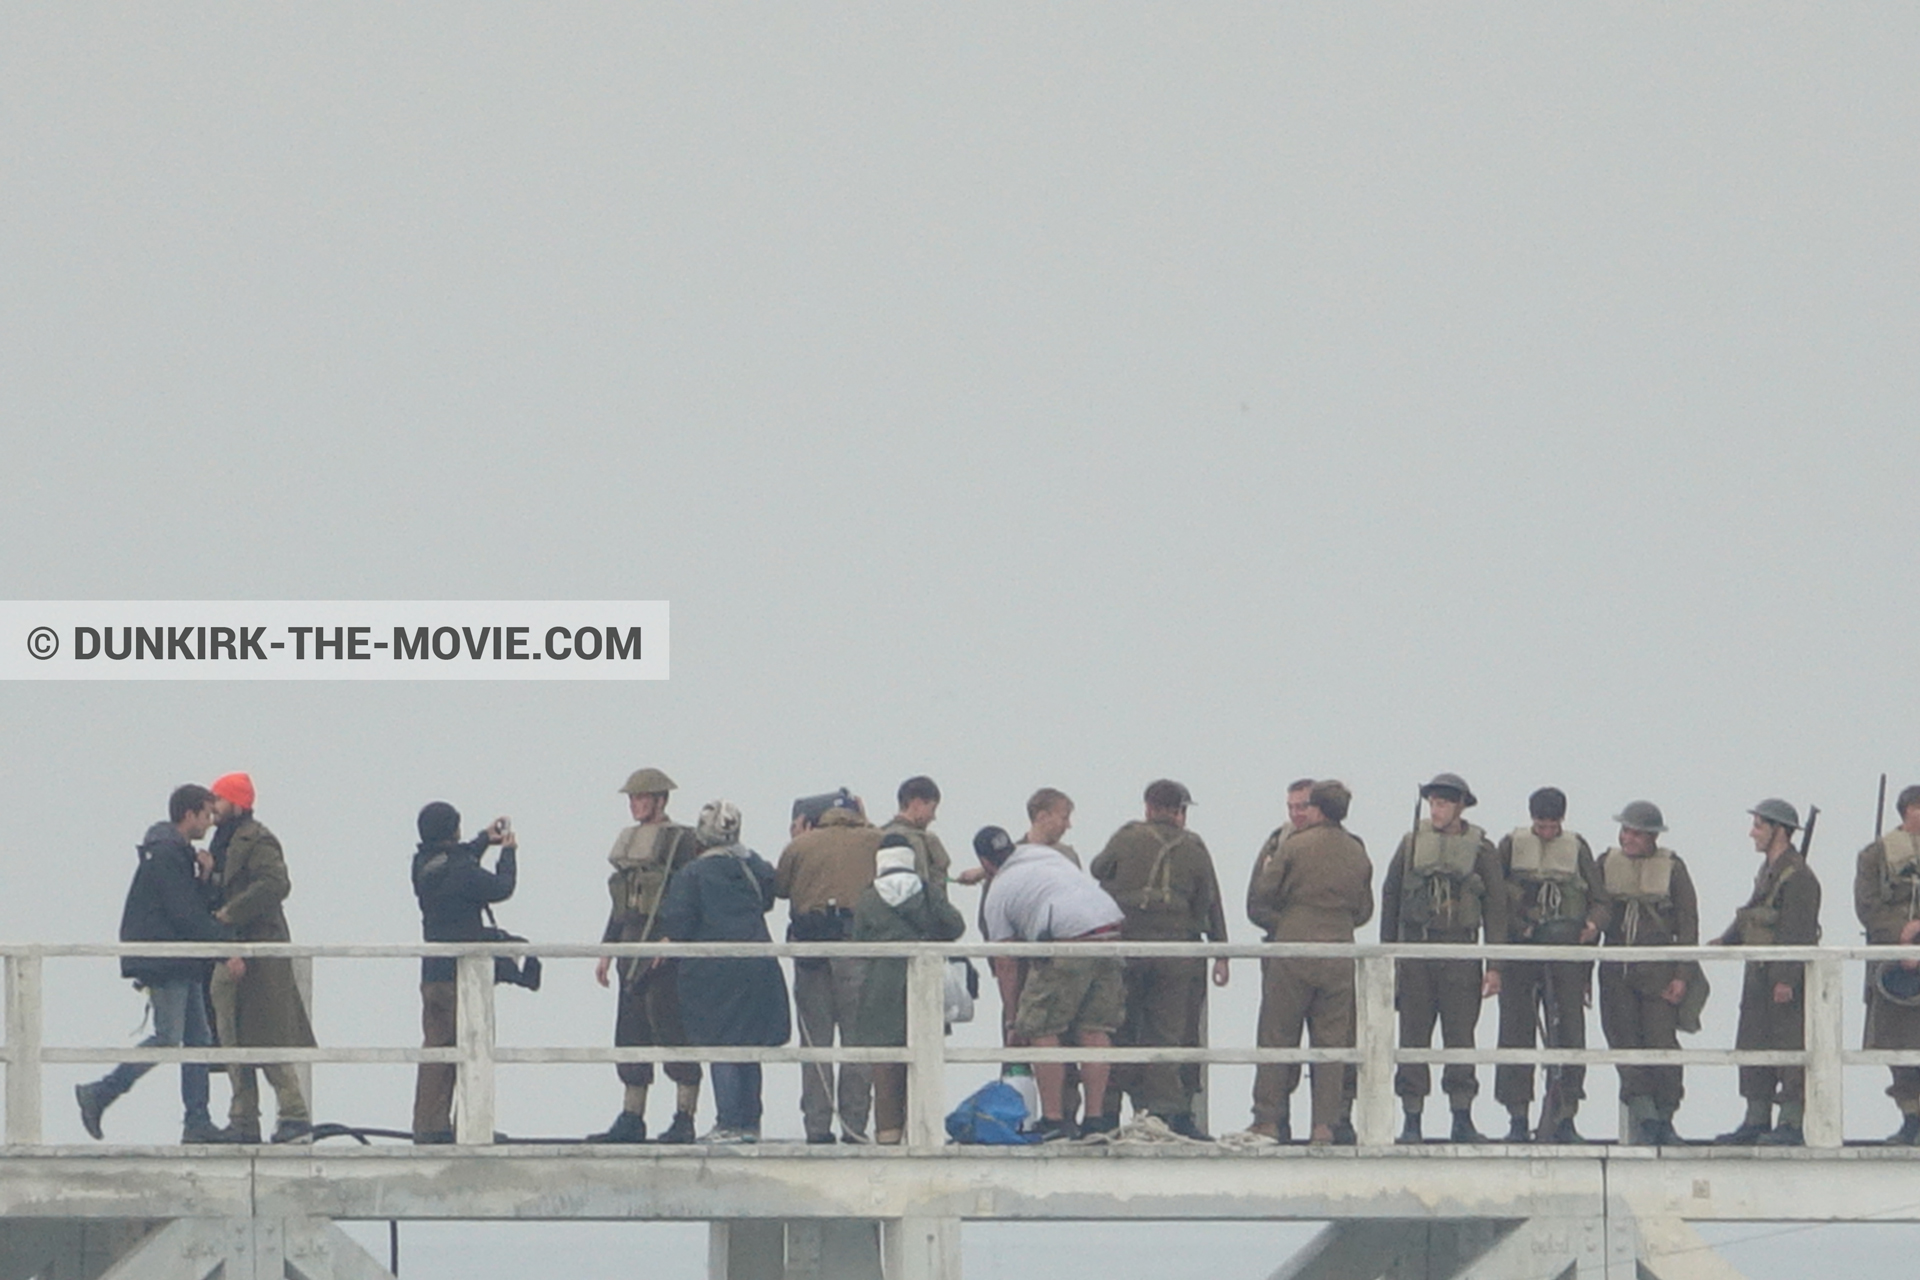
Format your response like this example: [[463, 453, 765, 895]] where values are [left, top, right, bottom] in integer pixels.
[[1888, 1115, 1920, 1146], [1542, 1118, 1586, 1145], [181, 1118, 225, 1144], [804, 1132, 835, 1145], [588, 1111, 647, 1144], [1449, 1110, 1485, 1143], [270, 1119, 313, 1145], [654, 1111, 697, 1145], [1756, 1123, 1804, 1147], [74, 1082, 108, 1141], [1245, 1120, 1288, 1144], [208, 1122, 262, 1144], [1163, 1113, 1212, 1142], [839, 1129, 871, 1145], [1077, 1115, 1118, 1138], [1503, 1115, 1532, 1143], [874, 1128, 904, 1146], [1396, 1113, 1423, 1145], [1714, 1122, 1768, 1146], [1030, 1117, 1078, 1142]]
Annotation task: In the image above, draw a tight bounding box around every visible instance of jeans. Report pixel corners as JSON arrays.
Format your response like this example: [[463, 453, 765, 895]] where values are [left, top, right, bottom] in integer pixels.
[[712, 1063, 763, 1132], [95, 977, 213, 1125]]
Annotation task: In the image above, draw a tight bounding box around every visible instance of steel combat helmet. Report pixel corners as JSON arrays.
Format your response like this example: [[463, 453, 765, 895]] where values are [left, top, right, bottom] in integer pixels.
[[1420, 772, 1478, 808], [619, 768, 677, 796], [1747, 798, 1801, 830], [1613, 800, 1668, 834]]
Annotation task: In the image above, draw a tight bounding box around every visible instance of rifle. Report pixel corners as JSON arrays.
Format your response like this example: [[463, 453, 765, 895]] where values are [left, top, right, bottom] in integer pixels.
[[1877, 774, 1889, 842], [1800, 805, 1820, 860], [1535, 974, 1564, 1140]]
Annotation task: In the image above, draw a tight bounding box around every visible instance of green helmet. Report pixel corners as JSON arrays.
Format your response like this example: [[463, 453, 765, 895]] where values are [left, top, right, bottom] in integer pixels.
[[1613, 800, 1667, 834], [619, 767, 677, 797], [1748, 798, 1800, 831]]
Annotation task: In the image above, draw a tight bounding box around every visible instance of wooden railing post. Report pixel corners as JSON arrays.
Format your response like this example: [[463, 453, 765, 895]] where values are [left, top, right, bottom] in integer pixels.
[[5, 953, 42, 1145], [904, 950, 947, 1151], [455, 952, 496, 1145], [1354, 951, 1397, 1147], [1804, 953, 1844, 1148]]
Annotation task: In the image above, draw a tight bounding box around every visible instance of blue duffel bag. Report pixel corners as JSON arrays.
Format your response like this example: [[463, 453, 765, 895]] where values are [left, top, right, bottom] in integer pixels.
[[945, 1080, 1039, 1145]]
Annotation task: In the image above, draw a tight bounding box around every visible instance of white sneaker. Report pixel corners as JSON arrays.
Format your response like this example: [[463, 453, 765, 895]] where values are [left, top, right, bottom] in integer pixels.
[[700, 1126, 758, 1145]]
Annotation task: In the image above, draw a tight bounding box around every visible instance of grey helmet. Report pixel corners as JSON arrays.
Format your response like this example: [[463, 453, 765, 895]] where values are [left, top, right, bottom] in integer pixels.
[[619, 767, 678, 797], [1420, 772, 1478, 808], [1748, 798, 1801, 831], [1613, 800, 1668, 834]]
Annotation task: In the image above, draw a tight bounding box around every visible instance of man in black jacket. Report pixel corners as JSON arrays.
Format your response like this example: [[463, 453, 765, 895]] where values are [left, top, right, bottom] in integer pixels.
[[410, 801, 517, 1143], [75, 784, 234, 1143]]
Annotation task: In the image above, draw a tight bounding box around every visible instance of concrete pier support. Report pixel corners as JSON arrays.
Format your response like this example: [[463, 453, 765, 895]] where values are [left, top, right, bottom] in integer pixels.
[[0, 1218, 396, 1280], [1268, 1216, 1716, 1280], [706, 1218, 957, 1280]]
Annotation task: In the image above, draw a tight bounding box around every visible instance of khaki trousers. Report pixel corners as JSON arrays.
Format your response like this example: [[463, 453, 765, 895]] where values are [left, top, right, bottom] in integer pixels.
[[793, 958, 871, 1139], [1865, 971, 1920, 1104], [209, 962, 309, 1127], [1494, 958, 1589, 1116], [412, 981, 458, 1137], [1736, 963, 1804, 1106], [1394, 958, 1482, 1106], [1114, 956, 1205, 1119], [614, 962, 701, 1089], [1253, 956, 1355, 1130], [1598, 962, 1683, 1110]]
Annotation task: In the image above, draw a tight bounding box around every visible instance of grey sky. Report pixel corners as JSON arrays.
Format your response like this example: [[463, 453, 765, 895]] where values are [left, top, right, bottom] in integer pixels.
[[3, 6, 1916, 1277]]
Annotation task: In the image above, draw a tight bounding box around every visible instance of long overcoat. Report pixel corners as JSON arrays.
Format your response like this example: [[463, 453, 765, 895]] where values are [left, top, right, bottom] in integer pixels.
[[213, 817, 316, 1048], [655, 848, 791, 1048]]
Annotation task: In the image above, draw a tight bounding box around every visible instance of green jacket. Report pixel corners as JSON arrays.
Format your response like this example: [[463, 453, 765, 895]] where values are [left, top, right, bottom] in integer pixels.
[[848, 882, 966, 1047]]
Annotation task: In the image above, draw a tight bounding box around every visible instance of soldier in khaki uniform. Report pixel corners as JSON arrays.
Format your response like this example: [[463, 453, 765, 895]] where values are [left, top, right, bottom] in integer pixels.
[[1596, 801, 1700, 1146], [1380, 772, 1507, 1143], [1494, 787, 1608, 1143], [1090, 779, 1230, 1140], [775, 791, 883, 1143], [1855, 783, 1920, 1144], [1247, 778, 1316, 1140], [1246, 780, 1372, 1144], [591, 768, 702, 1144], [1714, 799, 1822, 1147], [879, 775, 953, 906]]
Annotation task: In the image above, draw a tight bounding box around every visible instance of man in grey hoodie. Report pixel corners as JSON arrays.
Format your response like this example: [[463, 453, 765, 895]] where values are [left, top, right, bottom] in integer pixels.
[[75, 784, 235, 1143]]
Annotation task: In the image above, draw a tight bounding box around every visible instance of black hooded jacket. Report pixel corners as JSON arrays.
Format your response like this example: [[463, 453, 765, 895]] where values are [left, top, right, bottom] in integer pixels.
[[412, 834, 517, 982], [118, 821, 233, 985]]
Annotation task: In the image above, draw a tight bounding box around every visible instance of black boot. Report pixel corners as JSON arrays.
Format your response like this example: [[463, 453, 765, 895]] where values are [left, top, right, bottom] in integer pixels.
[[1329, 1116, 1357, 1146], [1162, 1113, 1212, 1142], [1449, 1109, 1485, 1143], [1396, 1111, 1423, 1145], [1888, 1115, 1920, 1146], [588, 1111, 647, 1143], [1503, 1112, 1531, 1143], [1543, 1117, 1586, 1144], [654, 1111, 697, 1144], [1714, 1122, 1768, 1146]]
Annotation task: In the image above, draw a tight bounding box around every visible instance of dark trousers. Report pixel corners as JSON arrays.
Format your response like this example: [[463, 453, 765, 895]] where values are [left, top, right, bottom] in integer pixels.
[[1113, 956, 1206, 1118], [615, 963, 701, 1089], [412, 980, 457, 1137], [872, 1063, 907, 1136], [711, 1063, 763, 1132], [1395, 958, 1482, 1106], [1736, 964, 1804, 1106], [1495, 958, 1589, 1116], [1253, 957, 1355, 1130], [94, 977, 213, 1127], [1598, 962, 1683, 1109], [1865, 978, 1920, 1104]]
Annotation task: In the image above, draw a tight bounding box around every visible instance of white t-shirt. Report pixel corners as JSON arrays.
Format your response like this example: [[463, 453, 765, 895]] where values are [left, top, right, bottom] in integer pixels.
[[981, 844, 1123, 943]]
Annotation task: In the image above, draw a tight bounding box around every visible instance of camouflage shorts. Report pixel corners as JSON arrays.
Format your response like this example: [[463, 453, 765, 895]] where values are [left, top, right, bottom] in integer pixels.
[[1013, 954, 1125, 1040]]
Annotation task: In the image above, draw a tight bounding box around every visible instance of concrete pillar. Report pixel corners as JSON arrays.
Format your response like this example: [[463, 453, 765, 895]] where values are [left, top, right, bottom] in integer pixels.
[[783, 1220, 882, 1280], [884, 1216, 960, 1280], [709, 1221, 785, 1280], [1632, 1218, 1750, 1280], [454, 953, 495, 1144], [1266, 1221, 1423, 1280]]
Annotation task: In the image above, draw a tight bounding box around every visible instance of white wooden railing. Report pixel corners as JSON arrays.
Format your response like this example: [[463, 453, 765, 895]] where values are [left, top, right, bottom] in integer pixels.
[[5, 941, 1917, 1151]]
